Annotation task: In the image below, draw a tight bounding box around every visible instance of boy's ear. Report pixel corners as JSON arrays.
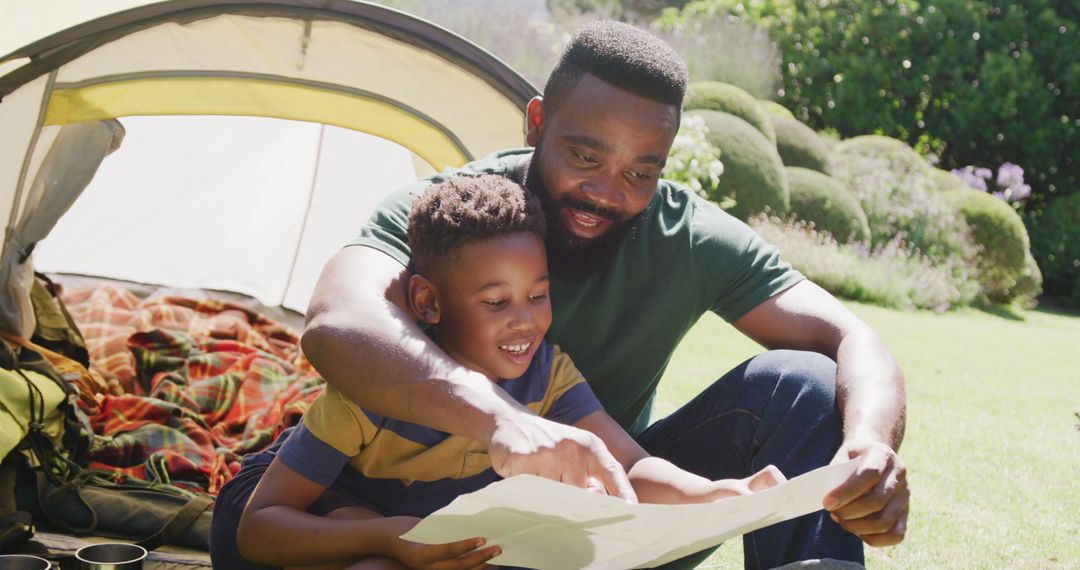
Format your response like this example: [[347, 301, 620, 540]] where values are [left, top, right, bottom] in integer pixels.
[[525, 96, 543, 146], [407, 274, 441, 325]]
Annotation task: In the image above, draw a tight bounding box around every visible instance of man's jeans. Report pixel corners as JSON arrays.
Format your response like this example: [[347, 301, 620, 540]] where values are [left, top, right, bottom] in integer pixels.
[[633, 350, 865, 570]]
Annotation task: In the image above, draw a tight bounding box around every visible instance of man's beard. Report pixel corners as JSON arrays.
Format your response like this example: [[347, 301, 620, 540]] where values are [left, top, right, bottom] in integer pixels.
[[524, 143, 645, 280]]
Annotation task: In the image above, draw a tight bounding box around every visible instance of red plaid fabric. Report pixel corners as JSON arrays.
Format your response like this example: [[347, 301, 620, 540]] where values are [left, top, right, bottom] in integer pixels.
[[62, 284, 325, 494]]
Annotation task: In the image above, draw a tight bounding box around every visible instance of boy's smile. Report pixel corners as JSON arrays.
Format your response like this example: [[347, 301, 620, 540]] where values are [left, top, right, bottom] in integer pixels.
[[430, 232, 552, 382]]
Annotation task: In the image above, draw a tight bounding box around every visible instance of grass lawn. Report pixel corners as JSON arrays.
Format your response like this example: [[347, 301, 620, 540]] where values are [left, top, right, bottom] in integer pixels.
[[655, 302, 1080, 569]]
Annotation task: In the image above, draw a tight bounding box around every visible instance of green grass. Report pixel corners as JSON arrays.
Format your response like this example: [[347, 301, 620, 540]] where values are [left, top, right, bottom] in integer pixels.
[[655, 302, 1080, 568]]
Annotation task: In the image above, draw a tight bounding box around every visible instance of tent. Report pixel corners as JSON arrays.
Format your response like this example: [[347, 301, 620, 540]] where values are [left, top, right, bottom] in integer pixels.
[[0, 0, 538, 336]]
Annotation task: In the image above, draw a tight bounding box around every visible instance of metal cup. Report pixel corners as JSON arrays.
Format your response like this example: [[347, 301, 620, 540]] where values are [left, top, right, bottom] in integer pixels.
[[74, 543, 146, 570], [0, 554, 51, 570]]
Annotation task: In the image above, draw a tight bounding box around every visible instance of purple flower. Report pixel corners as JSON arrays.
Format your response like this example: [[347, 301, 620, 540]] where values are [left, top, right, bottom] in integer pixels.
[[996, 162, 1025, 189], [974, 167, 992, 180], [952, 166, 988, 192]]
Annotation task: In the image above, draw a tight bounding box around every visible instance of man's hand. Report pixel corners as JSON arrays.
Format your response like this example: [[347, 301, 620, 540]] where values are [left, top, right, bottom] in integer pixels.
[[386, 517, 501, 570], [704, 464, 787, 501], [487, 412, 638, 503], [824, 440, 909, 547]]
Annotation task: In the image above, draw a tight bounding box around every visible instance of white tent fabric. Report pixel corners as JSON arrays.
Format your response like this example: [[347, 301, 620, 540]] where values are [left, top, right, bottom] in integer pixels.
[[0, 0, 537, 335], [33, 115, 422, 313]]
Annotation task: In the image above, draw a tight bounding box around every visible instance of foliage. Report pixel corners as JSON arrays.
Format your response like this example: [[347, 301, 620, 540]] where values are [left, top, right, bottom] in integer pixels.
[[944, 187, 1038, 305], [654, 0, 1080, 214], [770, 114, 831, 174], [1027, 192, 1080, 307], [749, 215, 979, 311], [830, 135, 976, 266], [663, 114, 726, 200], [759, 99, 793, 119], [785, 167, 869, 243], [651, 16, 781, 99], [930, 167, 968, 192], [688, 110, 788, 219], [951, 162, 1032, 205], [683, 82, 775, 142]]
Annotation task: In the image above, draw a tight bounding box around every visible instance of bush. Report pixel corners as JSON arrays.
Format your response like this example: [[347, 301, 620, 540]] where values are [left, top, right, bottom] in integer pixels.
[[759, 99, 794, 119], [786, 167, 869, 243], [931, 168, 968, 192], [689, 110, 788, 219], [664, 114, 725, 200], [771, 115, 831, 174], [652, 17, 781, 99], [944, 188, 1038, 304], [1028, 192, 1080, 307], [684, 82, 776, 143], [749, 215, 980, 311], [831, 135, 975, 263], [656, 0, 1080, 215]]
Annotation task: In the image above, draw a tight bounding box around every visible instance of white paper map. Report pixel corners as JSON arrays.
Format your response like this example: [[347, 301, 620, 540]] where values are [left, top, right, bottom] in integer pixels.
[[403, 459, 859, 569]]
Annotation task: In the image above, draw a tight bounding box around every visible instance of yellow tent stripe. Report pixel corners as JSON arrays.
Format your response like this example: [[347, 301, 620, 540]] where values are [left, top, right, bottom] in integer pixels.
[[43, 77, 469, 170]]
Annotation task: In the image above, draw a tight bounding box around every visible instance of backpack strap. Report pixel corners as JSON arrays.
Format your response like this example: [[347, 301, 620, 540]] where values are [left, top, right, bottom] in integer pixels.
[[135, 493, 214, 551]]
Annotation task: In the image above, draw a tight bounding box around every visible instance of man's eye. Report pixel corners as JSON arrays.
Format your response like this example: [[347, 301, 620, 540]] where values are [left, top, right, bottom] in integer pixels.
[[628, 170, 654, 181], [571, 149, 598, 164]]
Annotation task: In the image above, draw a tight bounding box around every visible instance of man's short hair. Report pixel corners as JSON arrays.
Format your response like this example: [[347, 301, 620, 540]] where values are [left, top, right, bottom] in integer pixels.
[[407, 174, 547, 277], [543, 20, 688, 120]]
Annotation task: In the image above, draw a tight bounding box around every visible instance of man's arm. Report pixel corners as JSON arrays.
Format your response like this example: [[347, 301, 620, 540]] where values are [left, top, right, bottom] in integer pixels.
[[732, 280, 909, 547], [301, 246, 635, 500]]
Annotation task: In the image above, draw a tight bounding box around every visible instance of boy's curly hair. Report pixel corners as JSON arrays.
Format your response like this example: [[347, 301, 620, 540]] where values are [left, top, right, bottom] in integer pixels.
[[407, 174, 547, 277]]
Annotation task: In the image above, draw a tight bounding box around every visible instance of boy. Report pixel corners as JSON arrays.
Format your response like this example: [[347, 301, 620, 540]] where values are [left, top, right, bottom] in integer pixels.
[[210, 175, 784, 569]]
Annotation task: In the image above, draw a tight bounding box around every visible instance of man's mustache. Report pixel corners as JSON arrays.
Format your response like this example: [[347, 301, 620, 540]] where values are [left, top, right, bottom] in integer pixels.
[[556, 197, 623, 224]]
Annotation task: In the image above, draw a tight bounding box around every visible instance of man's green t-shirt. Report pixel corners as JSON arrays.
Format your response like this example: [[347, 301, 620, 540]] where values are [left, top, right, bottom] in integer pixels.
[[350, 149, 804, 435]]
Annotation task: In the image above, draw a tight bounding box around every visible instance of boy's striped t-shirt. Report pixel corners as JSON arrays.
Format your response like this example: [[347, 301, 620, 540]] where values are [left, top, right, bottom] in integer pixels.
[[276, 341, 602, 517]]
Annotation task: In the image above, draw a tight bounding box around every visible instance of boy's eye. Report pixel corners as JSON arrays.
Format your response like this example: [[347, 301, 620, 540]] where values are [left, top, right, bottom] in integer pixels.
[[528, 292, 549, 303], [483, 299, 507, 309]]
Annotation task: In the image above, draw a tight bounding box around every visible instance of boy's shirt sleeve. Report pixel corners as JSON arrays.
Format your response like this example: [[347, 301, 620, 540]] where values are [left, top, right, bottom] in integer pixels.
[[540, 346, 605, 425], [277, 387, 371, 486]]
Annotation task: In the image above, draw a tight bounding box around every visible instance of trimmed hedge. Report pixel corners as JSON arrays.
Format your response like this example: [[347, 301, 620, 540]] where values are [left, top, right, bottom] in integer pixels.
[[786, 167, 870, 243], [771, 115, 832, 175], [689, 109, 788, 219], [944, 188, 1037, 304], [1028, 192, 1080, 307], [759, 99, 794, 119], [931, 168, 968, 192], [684, 81, 776, 143]]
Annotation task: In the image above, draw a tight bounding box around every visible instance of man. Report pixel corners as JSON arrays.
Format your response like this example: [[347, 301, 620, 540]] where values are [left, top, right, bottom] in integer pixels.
[[303, 21, 908, 569]]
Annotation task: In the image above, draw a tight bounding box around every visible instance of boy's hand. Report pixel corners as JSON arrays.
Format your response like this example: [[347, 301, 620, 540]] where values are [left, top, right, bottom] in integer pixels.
[[488, 411, 637, 503], [706, 465, 787, 501], [387, 517, 501, 570]]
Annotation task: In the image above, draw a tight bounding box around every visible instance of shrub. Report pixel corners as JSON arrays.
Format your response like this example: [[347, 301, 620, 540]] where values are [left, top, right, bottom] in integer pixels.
[[1027, 192, 1080, 307], [759, 99, 794, 119], [652, 17, 781, 100], [944, 188, 1037, 304], [771, 115, 831, 174], [749, 215, 980, 311], [830, 135, 975, 265], [931, 168, 968, 192], [688, 109, 788, 219], [656, 0, 1080, 215], [785, 167, 869, 243], [664, 114, 725, 200], [684, 82, 776, 143]]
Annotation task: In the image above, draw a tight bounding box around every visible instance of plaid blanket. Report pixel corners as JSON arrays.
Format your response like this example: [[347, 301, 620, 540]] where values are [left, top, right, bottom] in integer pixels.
[[61, 283, 325, 494]]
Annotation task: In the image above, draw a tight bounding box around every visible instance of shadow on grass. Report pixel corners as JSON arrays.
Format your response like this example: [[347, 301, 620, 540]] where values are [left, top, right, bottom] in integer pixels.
[[976, 303, 1027, 321]]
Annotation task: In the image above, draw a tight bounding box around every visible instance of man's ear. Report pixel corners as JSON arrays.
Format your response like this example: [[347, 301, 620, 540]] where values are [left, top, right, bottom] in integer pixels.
[[525, 96, 543, 147], [407, 274, 441, 325]]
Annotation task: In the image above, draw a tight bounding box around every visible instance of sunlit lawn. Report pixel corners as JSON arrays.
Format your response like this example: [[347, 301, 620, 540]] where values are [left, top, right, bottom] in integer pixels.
[[655, 302, 1080, 569]]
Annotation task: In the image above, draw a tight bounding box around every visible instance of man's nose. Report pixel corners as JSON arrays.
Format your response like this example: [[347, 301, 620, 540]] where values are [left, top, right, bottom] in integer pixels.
[[582, 170, 623, 208]]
